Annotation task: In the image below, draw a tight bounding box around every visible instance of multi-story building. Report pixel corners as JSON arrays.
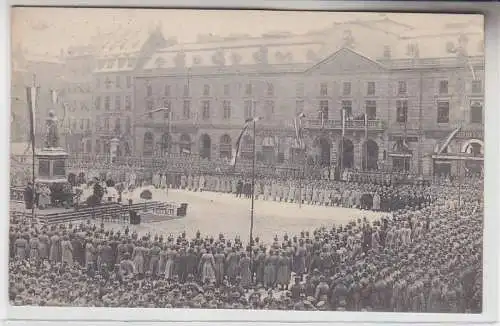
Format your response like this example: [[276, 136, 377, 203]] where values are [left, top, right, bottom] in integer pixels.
[[11, 44, 65, 147], [91, 24, 174, 157], [59, 45, 95, 154], [134, 19, 484, 177]]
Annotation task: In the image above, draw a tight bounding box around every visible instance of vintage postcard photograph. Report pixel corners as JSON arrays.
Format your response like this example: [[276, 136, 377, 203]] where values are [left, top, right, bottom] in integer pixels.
[[7, 6, 488, 321]]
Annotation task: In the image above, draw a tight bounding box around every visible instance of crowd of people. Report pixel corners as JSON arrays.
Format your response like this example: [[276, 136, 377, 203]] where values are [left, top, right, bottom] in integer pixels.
[[9, 173, 483, 312], [154, 173, 433, 212]]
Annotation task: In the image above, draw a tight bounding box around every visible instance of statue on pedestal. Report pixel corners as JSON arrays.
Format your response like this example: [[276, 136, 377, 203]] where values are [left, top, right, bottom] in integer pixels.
[[45, 110, 60, 148]]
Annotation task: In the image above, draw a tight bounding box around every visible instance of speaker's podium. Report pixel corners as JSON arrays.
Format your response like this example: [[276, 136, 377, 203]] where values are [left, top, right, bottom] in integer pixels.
[[129, 210, 141, 225]]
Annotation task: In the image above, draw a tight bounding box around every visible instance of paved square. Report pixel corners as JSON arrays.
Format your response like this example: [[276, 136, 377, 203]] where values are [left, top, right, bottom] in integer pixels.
[[109, 188, 388, 243]]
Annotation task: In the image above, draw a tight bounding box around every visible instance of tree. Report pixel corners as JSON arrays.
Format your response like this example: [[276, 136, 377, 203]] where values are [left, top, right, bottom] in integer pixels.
[[140, 189, 153, 211]]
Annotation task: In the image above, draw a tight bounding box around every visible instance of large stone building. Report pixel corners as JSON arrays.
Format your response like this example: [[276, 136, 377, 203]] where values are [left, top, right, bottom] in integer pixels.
[[132, 17, 484, 177], [91, 24, 175, 157]]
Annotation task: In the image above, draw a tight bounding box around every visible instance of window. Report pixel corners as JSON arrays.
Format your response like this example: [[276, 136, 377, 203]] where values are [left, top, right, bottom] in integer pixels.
[[245, 83, 252, 96], [244, 100, 253, 119], [398, 81, 407, 95], [264, 100, 275, 119], [319, 100, 329, 120], [223, 100, 231, 119], [343, 82, 351, 96], [472, 80, 482, 94], [367, 82, 376, 96], [437, 101, 450, 123], [105, 77, 111, 89], [95, 96, 101, 110], [295, 100, 304, 116], [126, 76, 132, 88], [365, 100, 377, 119], [164, 85, 171, 97], [95, 118, 101, 131], [116, 76, 121, 88], [115, 96, 121, 111], [104, 118, 110, 130], [95, 78, 100, 89], [80, 119, 84, 130], [163, 100, 171, 119], [146, 84, 152, 97], [86, 119, 90, 130], [267, 83, 274, 96], [470, 101, 483, 123], [320, 83, 328, 96], [183, 84, 190, 97], [126, 117, 131, 133], [341, 100, 352, 117], [115, 118, 121, 132], [183, 100, 191, 119], [439, 80, 448, 94], [125, 96, 131, 111], [396, 100, 408, 123], [224, 84, 230, 96], [203, 84, 210, 96], [296, 82, 304, 97], [202, 100, 210, 120], [104, 96, 110, 111]]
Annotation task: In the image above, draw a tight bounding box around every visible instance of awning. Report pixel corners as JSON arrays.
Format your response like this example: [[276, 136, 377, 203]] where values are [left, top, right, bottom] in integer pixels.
[[388, 152, 412, 158], [432, 154, 484, 161]]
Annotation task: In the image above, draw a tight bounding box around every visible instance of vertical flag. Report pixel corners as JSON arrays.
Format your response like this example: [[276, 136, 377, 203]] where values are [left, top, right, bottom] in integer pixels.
[[364, 112, 368, 140], [467, 60, 477, 80], [341, 108, 346, 138], [26, 84, 38, 153], [320, 110, 324, 129], [294, 112, 306, 149], [231, 117, 262, 168], [51, 89, 58, 106]]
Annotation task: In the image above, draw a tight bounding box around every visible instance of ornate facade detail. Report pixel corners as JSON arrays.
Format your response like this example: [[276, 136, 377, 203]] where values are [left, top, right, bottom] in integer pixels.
[[174, 50, 186, 68], [342, 29, 355, 48], [211, 48, 226, 66], [231, 52, 242, 65], [252, 45, 269, 64]]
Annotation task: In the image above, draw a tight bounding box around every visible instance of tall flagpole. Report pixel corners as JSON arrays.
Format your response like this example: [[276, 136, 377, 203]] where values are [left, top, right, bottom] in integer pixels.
[[30, 74, 38, 220], [364, 112, 368, 171], [340, 108, 345, 180]]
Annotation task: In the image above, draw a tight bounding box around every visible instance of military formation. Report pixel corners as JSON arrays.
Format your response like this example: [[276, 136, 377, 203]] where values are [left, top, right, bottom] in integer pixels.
[[9, 176, 482, 312]]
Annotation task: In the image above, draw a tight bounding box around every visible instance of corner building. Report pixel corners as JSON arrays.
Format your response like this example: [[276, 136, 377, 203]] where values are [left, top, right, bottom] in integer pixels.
[[133, 19, 484, 177]]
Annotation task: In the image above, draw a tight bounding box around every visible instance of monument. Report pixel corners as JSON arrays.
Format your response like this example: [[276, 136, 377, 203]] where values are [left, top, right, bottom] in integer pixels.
[[36, 110, 69, 185]]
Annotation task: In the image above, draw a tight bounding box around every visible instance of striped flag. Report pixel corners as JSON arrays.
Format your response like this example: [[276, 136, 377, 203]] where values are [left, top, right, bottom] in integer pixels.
[[341, 108, 346, 138], [51, 89, 58, 106], [231, 117, 262, 168], [294, 112, 306, 149], [364, 112, 368, 140], [26, 84, 38, 153]]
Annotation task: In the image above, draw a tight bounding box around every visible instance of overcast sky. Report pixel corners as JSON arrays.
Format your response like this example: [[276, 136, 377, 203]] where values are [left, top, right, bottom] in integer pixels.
[[11, 8, 483, 56]]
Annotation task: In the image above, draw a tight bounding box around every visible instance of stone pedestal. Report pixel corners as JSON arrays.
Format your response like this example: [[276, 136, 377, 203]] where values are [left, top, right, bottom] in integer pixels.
[[36, 147, 69, 185]]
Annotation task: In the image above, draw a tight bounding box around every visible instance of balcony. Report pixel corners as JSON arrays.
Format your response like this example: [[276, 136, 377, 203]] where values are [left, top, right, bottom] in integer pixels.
[[305, 119, 386, 131]]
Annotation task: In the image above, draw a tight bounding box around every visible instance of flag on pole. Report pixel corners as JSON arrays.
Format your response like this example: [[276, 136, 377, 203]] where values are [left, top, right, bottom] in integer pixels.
[[51, 89, 58, 106], [231, 117, 262, 167], [26, 84, 38, 153], [294, 112, 306, 149], [320, 111, 324, 129], [467, 61, 477, 80], [364, 113, 368, 140], [341, 108, 346, 138]]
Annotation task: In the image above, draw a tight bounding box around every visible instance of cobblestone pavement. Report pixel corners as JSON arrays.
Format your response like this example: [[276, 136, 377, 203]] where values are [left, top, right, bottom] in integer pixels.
[[105, 188, 387, 243]]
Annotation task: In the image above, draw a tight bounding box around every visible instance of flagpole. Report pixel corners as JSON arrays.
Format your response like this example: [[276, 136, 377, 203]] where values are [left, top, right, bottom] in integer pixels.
[[364, 112, 368, 171], [340, 108, 345, 180], [249, 117, 257, 278], [30, 75, 38, 220]]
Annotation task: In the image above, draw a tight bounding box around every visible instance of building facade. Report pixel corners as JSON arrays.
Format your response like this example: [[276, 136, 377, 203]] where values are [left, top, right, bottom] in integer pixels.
[[132, 19, 484, 177], [91, 24, 173, 157]]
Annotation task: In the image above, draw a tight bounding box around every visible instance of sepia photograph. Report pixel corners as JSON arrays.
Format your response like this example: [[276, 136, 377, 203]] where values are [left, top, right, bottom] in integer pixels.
[[8, 7, 485, 315]]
